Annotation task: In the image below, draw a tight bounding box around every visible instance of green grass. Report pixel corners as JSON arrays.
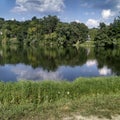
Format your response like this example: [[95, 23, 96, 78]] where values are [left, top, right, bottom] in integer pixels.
[[79, 40, 95, 47], [0, 77, 120, 120]]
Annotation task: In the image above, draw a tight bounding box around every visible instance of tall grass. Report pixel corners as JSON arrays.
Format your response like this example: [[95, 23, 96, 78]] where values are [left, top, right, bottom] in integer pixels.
[[0, 77, 120, 119], [0, 77, 120, 105]]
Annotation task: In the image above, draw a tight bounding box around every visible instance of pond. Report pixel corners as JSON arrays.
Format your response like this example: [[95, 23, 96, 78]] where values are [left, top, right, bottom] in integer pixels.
[[0, 45, 120, 82]]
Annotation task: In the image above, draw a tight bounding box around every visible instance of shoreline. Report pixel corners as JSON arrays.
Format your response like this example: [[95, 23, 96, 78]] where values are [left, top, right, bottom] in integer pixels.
[[0, 76, 120, 119]]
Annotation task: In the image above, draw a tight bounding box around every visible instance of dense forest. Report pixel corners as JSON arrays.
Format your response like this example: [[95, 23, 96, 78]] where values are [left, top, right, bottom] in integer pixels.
[[0, 15, 120, 47], [94, 16, 120, 47], [0, 15, 88, 46]]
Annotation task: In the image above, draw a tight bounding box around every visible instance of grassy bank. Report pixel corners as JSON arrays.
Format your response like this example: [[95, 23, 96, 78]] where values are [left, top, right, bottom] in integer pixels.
[[0, 77, 120, 120], [79, 40, 95, 47]]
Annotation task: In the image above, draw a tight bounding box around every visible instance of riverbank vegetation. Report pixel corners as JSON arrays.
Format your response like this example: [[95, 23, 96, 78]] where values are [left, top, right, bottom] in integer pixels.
[[0, 15, 88, 46], [94, 16, 120, 47], [0, 77, 120, 119], [0, 15, 120, 47], [0, 15, 120, 119]]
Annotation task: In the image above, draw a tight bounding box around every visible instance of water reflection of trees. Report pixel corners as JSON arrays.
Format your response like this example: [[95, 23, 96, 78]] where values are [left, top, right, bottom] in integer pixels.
[[0, 45, 87, 71], [95, 48, 120, 75]]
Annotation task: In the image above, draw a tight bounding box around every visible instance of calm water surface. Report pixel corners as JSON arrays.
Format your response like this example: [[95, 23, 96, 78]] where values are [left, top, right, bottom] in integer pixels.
[[0, 45, 120, 82]]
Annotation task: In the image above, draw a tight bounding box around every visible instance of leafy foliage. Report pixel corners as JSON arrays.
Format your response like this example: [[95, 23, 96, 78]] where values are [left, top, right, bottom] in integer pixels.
[[94, 16, 120, 47], [0, 77, 120, 104], [0, 77, 120, 119], [0, 15, 88, 46]]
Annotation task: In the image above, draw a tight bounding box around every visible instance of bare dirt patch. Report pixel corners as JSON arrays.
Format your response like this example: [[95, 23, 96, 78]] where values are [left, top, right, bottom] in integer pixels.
[[63, 115, 120, 120]]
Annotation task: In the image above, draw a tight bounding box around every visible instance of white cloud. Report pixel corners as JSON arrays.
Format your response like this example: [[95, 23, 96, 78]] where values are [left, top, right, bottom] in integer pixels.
[[101, 9, 114, 19], [12, 0, 65, 13], [11, 18, 15, 21], [12, 4, 27, 12], [75, 20, 80, 23], [86, 19, 99, 28], [99, 66, 111, 76]]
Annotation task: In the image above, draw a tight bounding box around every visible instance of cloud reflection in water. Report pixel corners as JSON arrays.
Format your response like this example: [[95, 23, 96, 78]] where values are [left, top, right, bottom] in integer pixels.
[[0, 60, 114, 82], [11, 64, 63, 81], [99, 66, 111, 76]]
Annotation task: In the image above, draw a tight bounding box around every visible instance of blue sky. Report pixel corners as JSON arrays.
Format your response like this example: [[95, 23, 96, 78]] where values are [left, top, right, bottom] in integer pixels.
[[0, 0, 120, 28]]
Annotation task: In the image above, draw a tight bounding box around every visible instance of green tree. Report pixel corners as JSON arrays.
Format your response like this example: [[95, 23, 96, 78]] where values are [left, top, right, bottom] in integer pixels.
[[108, 17, 120, 45], [42, 15, 60, 34], [55, 22, 71, 45], [56, 22, 88, 46], [94, 16, 120, 47], [94, 22, 113, 47], [0, 15, 88, 46], [89, 28, 97, 41]]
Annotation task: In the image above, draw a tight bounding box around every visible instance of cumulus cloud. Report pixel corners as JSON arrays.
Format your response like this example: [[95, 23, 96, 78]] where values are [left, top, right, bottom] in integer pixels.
[[75, 20, 81, 23], [80, 0, 119, 16], [101, 9, 114, 19], [86, 19, 99, 28], [12, 0, 65, 13], [98, 0, 120, 17]]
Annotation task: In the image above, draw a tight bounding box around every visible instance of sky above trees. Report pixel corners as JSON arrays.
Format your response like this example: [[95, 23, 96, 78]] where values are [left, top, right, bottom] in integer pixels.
[[0, 0, 120, 28]]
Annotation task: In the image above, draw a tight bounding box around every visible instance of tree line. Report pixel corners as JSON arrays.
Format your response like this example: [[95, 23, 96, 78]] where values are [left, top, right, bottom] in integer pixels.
[[0, 15, 120, 47], [0, 15, 88, 46]]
